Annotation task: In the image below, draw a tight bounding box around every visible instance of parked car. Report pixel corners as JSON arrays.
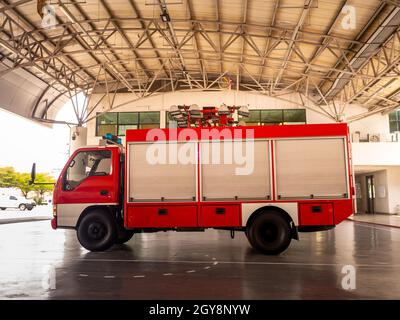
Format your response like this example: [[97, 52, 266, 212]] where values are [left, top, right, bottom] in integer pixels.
[[0, 195, 36, 211]]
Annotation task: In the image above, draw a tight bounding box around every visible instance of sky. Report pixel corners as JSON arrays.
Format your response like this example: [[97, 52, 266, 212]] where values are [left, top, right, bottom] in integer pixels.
[[0, 96, 84, 177]]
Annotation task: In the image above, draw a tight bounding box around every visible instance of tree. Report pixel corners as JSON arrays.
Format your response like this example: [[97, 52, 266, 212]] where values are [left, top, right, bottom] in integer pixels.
[[0, 167, 18, 188], [0, 167, 54, 199], [14, 172, 34, 197], [33, 173, 55, 200]]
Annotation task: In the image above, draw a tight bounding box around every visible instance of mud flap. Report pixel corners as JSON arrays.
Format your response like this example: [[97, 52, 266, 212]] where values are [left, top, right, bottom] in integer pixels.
[[291, 224, 299, 240]]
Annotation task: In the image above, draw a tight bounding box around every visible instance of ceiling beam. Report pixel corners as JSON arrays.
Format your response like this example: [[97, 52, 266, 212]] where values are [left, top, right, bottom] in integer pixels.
[[156, 0, 192, 88], [127, 0, 169, 77], [0, 0, 94, 87], [273, 0, 314, 90], [57, 0, 139, 92], [0, 0, 32, 13], [186, 0, 207, 88], [257, 0, 279, 83], [99, 0, 152, 79], [316, 2, 387, 95], [303, 0, 349, 76]]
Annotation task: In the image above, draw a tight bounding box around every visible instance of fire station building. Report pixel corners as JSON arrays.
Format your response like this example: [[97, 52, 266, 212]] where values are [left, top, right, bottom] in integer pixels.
[[1, 0, 400, 301]]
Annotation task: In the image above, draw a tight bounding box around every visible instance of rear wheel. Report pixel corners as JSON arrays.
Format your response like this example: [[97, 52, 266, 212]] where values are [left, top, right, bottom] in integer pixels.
[[77, 209, 117, 252], [0, 208, 6, 210], [247, 211, 291, 255], [18, 204, 26, 211]]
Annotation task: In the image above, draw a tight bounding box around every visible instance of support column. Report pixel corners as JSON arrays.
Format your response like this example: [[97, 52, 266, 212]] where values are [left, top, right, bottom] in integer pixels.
[[69, 126, 87, 154]]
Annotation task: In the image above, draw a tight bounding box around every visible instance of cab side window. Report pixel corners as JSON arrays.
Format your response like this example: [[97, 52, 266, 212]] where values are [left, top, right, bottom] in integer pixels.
[[10, 196, 17, 201], [63, 150, 112, 191]]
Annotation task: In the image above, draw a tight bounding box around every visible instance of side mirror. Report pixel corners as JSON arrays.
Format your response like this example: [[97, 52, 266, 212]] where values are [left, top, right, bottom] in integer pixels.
[[29, 163, 36, 185]]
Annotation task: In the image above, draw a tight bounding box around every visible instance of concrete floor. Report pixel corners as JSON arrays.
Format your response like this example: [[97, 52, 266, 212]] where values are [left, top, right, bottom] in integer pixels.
[[0, 220, 400, 300]]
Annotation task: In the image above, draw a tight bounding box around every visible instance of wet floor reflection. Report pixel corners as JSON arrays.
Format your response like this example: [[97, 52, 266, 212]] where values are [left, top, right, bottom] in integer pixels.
[[0, 220, 399, 299]]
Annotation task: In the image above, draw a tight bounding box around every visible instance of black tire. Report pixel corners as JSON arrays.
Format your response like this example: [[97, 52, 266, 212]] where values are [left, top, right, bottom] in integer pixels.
[[27, 206, 33, 211], [115, 225, 134, 244], [19, 204, 26, 211], [247, 211, 291, 255], [0, 208, 6, 210], [245, 226, 250, 240], [77, 209, 117, 252]]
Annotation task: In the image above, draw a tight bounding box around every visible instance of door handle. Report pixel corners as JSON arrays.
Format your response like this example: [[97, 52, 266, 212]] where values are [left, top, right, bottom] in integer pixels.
[[215, 208, 225, 215], [100, 190, 109, 196], [158, 208, 168, 215]]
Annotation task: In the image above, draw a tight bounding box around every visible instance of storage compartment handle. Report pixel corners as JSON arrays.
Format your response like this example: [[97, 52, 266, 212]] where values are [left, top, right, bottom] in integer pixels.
[[312, 206, 322, 213]]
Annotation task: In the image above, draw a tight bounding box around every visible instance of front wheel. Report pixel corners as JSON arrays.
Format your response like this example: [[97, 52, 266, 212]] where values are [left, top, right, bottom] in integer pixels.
[[0, 208, 6, 210], [19, 204, 26, 211], [77, 209, 117, 252], [247, 211, 291, 255]]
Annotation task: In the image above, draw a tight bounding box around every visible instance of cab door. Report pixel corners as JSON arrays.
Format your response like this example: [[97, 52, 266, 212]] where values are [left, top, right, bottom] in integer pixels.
[[56, 147, 120, 205]]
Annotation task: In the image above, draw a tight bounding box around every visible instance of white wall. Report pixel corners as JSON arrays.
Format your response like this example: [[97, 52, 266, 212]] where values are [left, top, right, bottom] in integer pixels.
[[86, 90, 391, 145], [386, 167, 400, 214], [352, 143, 400, 166], [347, 109, 390, 136], [70, 126, 88, 153]]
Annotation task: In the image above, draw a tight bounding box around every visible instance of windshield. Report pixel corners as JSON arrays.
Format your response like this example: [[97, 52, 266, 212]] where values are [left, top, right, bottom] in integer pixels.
[[63, 150, 111, 191]]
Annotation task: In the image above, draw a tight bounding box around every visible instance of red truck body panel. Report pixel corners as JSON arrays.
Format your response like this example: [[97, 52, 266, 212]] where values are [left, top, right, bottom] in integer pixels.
[[123, 123, 354, 229]]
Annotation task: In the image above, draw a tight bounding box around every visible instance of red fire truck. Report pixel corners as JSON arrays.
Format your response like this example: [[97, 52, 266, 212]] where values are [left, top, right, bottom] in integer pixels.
[[44, 123, 354, 254]]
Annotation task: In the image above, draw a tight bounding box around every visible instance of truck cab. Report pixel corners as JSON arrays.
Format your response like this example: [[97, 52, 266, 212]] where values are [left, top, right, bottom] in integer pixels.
[[52, 144, 131, 250]]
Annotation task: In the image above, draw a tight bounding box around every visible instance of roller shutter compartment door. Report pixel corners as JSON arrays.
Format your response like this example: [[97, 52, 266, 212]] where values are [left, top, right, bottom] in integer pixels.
[[128, 142, 197, 201], [201, 140, 270, 200], [275, 138, 348, 199]]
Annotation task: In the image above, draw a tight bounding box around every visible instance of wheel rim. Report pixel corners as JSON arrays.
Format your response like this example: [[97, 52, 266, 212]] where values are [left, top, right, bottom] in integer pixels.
[[87, 221, 106, 240], [20, 205, 26, 210]]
